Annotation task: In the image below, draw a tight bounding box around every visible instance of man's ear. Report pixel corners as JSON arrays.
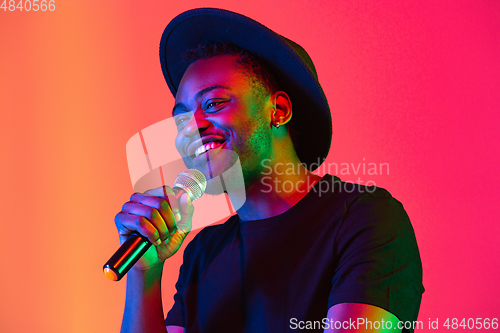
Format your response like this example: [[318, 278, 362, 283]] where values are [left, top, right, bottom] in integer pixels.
[[271, 91, 292, 126]]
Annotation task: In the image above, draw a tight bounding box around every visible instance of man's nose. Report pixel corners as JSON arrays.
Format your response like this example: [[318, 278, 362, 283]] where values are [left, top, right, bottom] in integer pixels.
[[182, 109, 210, 138]]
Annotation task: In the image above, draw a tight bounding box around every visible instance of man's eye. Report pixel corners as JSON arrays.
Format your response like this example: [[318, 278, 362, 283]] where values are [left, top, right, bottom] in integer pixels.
[[175, 117, 188, 127], [205, 101, 226, 110]]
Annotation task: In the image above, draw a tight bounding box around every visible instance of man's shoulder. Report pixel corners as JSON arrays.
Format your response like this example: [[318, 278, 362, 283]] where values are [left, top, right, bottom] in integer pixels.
[[309, 175, 409, 233], [329, 177, 413, 242]]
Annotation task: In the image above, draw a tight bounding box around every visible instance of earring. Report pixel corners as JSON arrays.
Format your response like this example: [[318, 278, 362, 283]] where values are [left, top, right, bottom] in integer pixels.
[[276, 121, 280, 129]]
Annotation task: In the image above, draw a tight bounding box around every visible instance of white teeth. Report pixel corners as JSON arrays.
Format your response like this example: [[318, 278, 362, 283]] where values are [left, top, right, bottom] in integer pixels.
[[194, 141, 224, 157]]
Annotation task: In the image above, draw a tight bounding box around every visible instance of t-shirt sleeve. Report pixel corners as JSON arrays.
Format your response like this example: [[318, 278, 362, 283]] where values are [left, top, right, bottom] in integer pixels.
[[328, 188, 424, 328]]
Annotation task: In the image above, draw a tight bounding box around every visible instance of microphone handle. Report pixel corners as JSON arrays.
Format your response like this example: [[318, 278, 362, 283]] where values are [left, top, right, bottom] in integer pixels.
[[103, 233, 151, 281], [103, 188, 184, 281]]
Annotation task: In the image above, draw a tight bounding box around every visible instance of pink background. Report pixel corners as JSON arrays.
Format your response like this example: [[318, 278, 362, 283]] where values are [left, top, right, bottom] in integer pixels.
[[1, 1, 499, 332]]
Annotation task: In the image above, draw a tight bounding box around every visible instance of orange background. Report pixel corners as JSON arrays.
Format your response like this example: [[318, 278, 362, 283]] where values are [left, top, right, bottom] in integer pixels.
[[1, 1, 499, 332]]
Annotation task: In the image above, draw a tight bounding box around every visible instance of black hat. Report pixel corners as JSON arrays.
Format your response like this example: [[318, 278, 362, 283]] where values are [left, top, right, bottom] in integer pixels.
[[159, 8, 332, 170]]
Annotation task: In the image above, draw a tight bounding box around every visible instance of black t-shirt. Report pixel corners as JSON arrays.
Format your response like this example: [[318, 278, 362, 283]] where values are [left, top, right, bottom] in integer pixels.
[[165, 175, 424, 332]]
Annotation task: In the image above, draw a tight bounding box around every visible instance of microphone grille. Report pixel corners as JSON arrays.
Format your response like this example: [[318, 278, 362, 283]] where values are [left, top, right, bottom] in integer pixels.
[[173, 169, 207, 201]]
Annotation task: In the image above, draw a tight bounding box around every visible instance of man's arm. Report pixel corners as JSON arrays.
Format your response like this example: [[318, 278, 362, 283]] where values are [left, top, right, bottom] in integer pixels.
[[324, 303, 401, 333], [116, 186, 194, 333], [121, 263, 167, 333]]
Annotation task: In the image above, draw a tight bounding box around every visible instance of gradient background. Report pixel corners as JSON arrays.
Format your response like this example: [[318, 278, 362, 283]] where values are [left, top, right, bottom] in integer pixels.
[[1, 1, 499, 332]]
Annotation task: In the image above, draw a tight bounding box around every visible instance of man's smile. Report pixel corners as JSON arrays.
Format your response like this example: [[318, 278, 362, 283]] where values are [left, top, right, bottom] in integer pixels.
[[195, 141, 225, 157], [186, 135, 227, 157]]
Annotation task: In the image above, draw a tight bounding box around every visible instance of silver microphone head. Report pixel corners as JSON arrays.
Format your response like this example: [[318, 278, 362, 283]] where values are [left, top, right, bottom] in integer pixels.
[[173, 169, 207, 201]]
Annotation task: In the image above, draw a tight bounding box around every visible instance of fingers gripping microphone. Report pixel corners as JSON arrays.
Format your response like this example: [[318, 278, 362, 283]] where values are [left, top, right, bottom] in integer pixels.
[[103, 169, 207, 281]]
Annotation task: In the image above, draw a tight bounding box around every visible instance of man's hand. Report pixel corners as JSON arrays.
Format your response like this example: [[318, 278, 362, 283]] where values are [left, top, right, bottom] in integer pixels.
[[114, 185, 195, 271]]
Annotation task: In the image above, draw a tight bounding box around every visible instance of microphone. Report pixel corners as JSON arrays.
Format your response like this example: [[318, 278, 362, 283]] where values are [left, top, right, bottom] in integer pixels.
[[103, 169, 207, 281]]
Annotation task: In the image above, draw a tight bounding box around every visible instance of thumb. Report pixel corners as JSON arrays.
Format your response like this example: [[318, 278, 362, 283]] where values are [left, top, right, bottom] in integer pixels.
[[179, 192, 193, 215]]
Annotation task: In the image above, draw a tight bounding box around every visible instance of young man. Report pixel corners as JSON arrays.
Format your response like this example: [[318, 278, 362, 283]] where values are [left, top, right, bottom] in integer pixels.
[[115, 8, 423, 333]]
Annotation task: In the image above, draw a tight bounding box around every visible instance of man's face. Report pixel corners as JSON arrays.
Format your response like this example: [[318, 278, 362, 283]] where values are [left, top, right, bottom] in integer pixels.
[[173, 55, 273, 186]]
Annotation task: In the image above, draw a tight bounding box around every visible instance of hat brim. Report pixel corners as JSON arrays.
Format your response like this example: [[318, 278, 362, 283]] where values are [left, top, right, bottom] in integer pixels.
[[159, 8, 332, 170]]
